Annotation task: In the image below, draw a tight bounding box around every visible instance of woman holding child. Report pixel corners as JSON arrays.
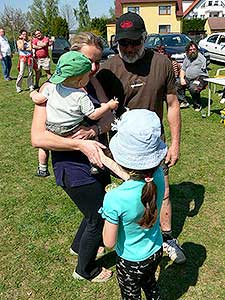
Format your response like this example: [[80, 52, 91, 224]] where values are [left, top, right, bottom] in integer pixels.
[[31, 32, 114, 282]]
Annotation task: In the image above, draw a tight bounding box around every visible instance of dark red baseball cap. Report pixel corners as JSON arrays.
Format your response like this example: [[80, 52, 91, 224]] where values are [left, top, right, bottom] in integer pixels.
[[115, 12, 146, 41]]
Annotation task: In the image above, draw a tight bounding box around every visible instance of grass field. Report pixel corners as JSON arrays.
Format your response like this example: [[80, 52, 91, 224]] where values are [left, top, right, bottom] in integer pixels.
[[0, 57, 224, 300]]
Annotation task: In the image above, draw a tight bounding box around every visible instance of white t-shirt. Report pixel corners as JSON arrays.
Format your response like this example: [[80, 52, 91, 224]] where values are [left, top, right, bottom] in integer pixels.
[[0, 36, 11, 57], [43, 83, 95, 135]]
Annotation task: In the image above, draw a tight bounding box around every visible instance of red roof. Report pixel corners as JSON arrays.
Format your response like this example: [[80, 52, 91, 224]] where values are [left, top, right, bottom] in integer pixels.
[[207, 17, 225, 30], [183, 0, 201, 17]]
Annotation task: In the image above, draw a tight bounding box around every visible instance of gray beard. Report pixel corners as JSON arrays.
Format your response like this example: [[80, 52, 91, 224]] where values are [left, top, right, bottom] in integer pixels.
[[118, 45, 145, 63], [187, 52, 198, 61]]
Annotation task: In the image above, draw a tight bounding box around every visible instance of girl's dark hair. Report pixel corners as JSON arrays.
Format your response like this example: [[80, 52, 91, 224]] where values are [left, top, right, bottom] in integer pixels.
[[125, 167, 158, 228], [19, 29, 27, 35]]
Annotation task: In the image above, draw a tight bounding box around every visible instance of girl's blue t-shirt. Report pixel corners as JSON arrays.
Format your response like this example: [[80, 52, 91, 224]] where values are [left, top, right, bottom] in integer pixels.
[[99, 167, 165, 262]]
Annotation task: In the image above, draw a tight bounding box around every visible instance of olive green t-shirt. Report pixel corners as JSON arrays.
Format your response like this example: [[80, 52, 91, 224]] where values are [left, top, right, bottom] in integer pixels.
[[97, 49, 176, 123]]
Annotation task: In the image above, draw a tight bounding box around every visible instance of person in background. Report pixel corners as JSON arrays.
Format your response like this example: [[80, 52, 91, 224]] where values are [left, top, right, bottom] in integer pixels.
[[16, 29, 34, 93], [32, 30, 52, 89], [0, 28, 12, 81], [177, 41, 208, 112], [99, 109, 167, 300], [97, 12, 186, 264]]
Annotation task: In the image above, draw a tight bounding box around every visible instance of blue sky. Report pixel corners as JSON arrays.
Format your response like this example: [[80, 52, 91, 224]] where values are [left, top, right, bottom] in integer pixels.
[[0, 0, 115, 18]]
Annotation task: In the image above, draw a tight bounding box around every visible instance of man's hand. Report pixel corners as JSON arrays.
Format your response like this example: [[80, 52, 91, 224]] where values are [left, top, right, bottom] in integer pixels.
[[0, 54, 2, 60], [165, 143, 179, 167], [180, 78, 186, 86]]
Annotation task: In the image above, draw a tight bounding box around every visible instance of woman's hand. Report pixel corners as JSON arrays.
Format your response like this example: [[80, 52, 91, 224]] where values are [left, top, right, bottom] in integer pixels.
[[79, 140, 106, 168]]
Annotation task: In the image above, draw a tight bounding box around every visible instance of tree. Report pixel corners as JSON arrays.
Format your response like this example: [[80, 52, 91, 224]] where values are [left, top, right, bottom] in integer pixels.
[[27, 0, 59, 36], [109, 1, 116, 19], [90, 18, 108, 39], [51, 17, 69, 39], [182, 19, 206, 34], [73, 0, 91, 31], [0, 5, 28, 50], [60, 3, 77, 31]]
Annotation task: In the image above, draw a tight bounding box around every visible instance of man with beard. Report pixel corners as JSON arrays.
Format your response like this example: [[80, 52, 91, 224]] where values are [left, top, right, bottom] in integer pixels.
[[178, 41, 208, 111], [97, 12, 186, 264]]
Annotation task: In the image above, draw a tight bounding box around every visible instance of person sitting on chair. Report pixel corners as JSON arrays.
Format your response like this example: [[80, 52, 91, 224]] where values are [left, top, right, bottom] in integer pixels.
[[177, 41, 208, 112]]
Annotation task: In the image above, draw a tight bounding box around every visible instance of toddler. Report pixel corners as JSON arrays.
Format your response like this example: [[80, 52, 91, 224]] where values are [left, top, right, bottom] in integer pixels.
[[31, 51, 118, 176]]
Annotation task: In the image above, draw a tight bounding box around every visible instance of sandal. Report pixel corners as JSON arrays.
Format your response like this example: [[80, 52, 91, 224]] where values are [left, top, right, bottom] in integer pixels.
[[96, 246, 105, 258], [72, 268, 113, 283], [91, 268, 113, 283]]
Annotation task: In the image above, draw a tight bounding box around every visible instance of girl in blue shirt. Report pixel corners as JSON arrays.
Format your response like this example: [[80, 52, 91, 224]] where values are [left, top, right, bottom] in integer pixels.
[[99, 109, 167, 299]]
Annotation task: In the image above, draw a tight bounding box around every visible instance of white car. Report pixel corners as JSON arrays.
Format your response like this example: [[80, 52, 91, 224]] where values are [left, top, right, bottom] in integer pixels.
[[199, 33, 225, 63]]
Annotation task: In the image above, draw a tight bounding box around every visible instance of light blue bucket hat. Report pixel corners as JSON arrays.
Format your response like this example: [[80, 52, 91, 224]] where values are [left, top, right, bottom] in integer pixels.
[[109, 109, 167, 170]]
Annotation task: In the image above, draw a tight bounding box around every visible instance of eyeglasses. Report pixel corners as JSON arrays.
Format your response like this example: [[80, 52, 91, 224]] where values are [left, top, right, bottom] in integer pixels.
[[118, 39, 142, 47]]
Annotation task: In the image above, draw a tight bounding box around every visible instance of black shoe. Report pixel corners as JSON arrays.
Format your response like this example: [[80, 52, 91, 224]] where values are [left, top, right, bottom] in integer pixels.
[[36, 167, 50, 177], [193, 104, 202, 112]]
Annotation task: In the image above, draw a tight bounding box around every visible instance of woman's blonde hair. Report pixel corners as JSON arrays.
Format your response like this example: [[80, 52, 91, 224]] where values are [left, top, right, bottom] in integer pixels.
[[70, 32, 103, 51]]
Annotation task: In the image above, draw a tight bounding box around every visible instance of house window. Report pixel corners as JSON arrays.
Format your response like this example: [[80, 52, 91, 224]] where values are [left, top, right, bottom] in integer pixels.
[[127, 6, 140, 14], [159, 6, 171, 15], [159, 25, 171, 33]]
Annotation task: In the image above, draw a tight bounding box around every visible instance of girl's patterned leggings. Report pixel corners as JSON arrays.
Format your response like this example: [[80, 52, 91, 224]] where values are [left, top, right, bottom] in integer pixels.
[[116, 247, 163, 300]]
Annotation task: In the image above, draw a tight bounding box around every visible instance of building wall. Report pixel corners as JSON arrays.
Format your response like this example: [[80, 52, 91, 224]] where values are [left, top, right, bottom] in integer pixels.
[[122, 3, 181, 34], [106, 23, 116, 44], [107, 1, 182, 41], [184, 0, 225, 19]]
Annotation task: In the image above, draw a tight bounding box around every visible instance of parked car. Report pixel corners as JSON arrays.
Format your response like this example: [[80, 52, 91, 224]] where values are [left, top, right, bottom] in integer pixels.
[[52, 37, 116, 64], [144, 33, 210, 65], [99, 37, 117, 62], [52, 37, 71, 64], [198, 32, 225, 63]]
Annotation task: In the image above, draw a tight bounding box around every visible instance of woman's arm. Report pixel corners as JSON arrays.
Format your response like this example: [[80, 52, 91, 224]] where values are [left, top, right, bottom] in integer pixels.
[[103, 220, 118, 248], [31, 104, 105, 167]]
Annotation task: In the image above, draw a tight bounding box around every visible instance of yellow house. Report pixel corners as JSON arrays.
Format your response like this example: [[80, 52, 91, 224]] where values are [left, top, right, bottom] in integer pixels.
[[107, 0, 183, 42]]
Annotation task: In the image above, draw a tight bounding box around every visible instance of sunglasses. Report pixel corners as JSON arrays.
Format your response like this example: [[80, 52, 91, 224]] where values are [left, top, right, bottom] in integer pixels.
[[118, 39, 142, 47]]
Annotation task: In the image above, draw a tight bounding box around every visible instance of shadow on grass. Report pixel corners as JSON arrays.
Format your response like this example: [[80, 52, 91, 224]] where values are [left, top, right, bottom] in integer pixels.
[[96, 250, 117, 269], [159, 242, 207, 300], [170, 181, 205, 238], [210, 108, 223, 115], [185, 95, 212, 110]]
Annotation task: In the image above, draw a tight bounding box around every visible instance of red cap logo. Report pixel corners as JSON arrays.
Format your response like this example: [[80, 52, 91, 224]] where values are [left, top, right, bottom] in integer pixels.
[[120, 20, 133, 29]]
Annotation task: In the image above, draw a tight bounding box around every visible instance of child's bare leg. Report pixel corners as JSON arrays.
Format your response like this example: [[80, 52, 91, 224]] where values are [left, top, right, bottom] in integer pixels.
[[37, 148, 50, 177]]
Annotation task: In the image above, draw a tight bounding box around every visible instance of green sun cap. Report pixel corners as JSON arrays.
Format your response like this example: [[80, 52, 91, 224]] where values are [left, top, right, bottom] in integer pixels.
[[50, 51, 92, 84]]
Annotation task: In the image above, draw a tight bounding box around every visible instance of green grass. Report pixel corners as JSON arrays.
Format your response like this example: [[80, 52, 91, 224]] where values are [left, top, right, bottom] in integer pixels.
[[0, 57, 224, 300]]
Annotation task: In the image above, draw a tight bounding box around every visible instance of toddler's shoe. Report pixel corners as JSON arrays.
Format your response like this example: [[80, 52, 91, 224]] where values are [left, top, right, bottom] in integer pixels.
[[36, 167, 50, 177]]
